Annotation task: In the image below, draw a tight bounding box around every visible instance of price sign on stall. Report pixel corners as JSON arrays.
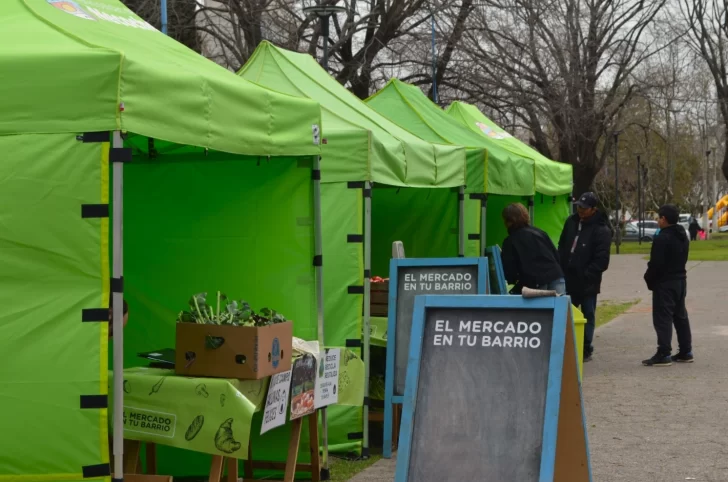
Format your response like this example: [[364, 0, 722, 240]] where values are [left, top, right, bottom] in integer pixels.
[[314, 348, 340, 409], [260, 369, 292, 435]]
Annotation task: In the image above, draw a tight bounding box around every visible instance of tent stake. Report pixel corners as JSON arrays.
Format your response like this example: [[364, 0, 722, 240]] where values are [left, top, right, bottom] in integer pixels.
[[112, 130, 125, 478]]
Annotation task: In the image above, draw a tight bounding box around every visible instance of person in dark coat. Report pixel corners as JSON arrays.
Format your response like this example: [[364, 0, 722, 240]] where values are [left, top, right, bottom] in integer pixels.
[[688, 217, 700, 241], [558, 192, 612, 362], [642, 204, 693, 366], [501, 203, 565, 294]]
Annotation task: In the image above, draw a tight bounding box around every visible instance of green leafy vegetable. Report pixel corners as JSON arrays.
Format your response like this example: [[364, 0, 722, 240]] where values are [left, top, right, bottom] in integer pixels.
[[176, 291, 289, 327]]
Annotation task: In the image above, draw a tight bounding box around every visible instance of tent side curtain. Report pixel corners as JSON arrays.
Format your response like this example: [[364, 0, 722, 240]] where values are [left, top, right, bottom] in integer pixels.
[[238, 41, 467, 188], [4, 0, 322, 158], [0, 134, 109, 480]]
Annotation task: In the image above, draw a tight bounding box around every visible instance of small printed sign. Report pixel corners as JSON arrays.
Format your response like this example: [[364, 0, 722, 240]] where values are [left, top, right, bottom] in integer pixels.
[[260, 369, 292, 435], [314, 348, 340, 409], [290, 354, 317, 420]]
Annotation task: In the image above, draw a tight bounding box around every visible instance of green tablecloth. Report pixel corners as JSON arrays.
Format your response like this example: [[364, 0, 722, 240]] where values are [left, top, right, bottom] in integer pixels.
[[369, 316, 388, 347], [109, 350, 366, 459], [110, 368, 267, 458]]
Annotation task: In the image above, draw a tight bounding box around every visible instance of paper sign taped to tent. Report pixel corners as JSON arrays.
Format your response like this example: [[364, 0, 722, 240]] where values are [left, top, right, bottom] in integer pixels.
[[315, 348, 340, 408], [261, 369, 292, 435]]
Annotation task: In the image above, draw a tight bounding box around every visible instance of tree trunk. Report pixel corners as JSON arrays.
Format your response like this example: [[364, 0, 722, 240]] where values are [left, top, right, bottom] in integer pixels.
[[572, 162, 599, 199]]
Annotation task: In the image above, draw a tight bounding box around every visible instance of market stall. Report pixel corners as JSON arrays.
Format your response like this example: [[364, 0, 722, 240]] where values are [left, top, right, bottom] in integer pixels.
[[0, 0, 329, 480], [367, 80, 574, 249], [238, 41, 468, 456], [446, 100, 574, 245]]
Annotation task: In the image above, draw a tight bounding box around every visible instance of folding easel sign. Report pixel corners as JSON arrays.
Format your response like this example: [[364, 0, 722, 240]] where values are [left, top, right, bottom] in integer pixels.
[[382, 257, 489, 457], [485, 245, 507, 294], [395, 295, 592, 482]]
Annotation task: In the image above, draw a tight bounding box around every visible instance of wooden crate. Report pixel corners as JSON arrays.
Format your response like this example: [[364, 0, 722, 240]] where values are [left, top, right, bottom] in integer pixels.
[[370, 281, 389, 317]]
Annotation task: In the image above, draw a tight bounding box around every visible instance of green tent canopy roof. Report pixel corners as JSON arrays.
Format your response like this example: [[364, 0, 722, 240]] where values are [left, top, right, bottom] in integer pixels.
[[0, 0, 322, 157], [446, 101, 573, 196], [238, 41, 466, 188], [366, 79, 535, 196]]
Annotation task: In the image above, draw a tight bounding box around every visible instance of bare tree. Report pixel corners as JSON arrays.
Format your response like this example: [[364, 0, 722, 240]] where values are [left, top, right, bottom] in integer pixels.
[[455, 0, 669, 196], [680, 0, 728, 183], [194, 0, 454, 98], [122, 0, 201, 52]]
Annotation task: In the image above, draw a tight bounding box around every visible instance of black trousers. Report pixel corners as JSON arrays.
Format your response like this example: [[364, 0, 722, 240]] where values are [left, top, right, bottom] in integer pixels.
[[652, 279, 692, 355]]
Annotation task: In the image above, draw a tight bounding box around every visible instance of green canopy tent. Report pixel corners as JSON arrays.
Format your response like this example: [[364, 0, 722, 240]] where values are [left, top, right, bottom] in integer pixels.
[[446, 100, 574, 245], [238, 41, 468, 456], [0, 0, 325, 479], [366, 80, 573, 248], [366, 79, 538, 251]]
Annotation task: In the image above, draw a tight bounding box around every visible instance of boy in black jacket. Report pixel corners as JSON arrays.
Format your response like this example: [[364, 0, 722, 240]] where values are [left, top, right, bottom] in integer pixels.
[[642, 204, 693, 366], [558, 192, 612, 362]]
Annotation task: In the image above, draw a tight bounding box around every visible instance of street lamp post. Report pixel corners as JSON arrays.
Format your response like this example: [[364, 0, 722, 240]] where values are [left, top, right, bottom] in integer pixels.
[[302, 1, 347, 71], [427, 5, 438, 103], [705, 148, 712, 240], [637, 155, 642, 245], [160, 0, 167, 34], [614, 132, 621, 254]]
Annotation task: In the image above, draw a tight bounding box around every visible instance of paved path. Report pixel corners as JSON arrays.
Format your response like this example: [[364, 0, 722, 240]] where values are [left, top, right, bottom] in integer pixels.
[[349, 254, 728, 481]]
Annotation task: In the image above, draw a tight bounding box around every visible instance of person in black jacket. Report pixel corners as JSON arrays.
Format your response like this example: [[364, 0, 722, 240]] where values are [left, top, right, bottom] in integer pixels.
[[558, 192, 612, 362], [688, 217, 700, 241], [642, 204, 693, 366], [501, 203, 565, 294]]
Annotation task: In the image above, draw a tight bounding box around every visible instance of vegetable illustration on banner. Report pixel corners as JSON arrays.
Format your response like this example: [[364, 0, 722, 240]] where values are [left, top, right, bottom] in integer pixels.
[[261, 369, 292, 435], [315, 348, 340, 409]]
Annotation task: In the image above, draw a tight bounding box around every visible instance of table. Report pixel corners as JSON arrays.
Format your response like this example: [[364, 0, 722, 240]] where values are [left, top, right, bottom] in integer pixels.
[[109, 368, 320, 481]]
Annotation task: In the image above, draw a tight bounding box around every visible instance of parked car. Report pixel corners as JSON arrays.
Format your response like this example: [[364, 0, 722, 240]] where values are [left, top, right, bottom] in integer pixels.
[[678, 213, 692, 231], [621, 221, 658, 242]]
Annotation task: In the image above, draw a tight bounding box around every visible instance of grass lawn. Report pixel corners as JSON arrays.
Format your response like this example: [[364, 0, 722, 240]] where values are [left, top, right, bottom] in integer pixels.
[[596, 299, 640, 328], [329, 454, 382, 481], [611, 232, 728, 261]]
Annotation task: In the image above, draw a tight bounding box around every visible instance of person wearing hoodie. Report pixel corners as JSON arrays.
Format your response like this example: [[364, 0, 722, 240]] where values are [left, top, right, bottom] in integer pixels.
[[558, 192, 612, 362], [642, 204, 693, 366]]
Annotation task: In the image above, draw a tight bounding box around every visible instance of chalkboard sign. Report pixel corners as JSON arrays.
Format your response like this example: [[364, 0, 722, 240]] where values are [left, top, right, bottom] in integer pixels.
[[388, 258, 489, 397], [382, 258, 488, 458], [395, 295, 592, 482], [485, 245, 507, 295]]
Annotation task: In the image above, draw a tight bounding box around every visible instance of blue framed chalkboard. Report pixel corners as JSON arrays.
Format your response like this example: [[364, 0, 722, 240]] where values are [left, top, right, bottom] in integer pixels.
[[485, 245, 507, 294], [382, 257, 489, 458], [395, 295, 590, 482]]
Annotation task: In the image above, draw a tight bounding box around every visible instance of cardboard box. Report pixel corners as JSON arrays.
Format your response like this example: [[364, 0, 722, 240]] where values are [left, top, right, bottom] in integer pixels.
[[175, 321, 292, 379]]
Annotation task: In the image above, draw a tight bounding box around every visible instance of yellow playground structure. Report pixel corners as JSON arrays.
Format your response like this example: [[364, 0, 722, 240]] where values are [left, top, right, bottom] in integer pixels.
[[708, 194, 728, 228]]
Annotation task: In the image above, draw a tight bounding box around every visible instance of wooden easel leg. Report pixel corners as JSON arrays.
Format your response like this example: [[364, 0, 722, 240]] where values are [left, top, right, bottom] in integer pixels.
[[225, 457, 238, 482], [283, 418, 303, 482], [308, 414, 321, 482], [209, 455, 224, 482], [244, 443, 254, 480], [124, 440, 141, 474], [145, 443, 157, 474], [393, 404, 401, 450]]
